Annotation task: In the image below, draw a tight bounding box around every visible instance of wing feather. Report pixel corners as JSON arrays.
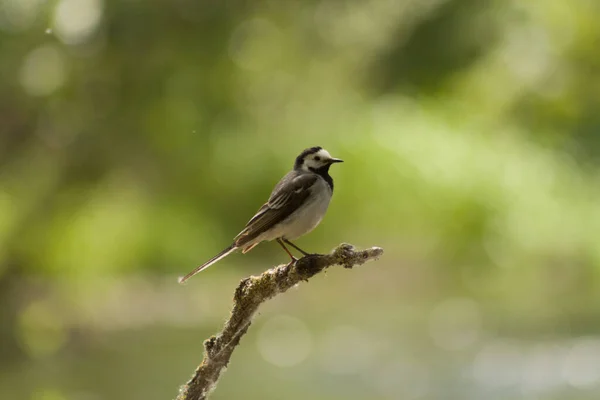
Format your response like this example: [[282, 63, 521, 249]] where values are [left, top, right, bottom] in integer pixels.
[[234, 172, 317, 246]]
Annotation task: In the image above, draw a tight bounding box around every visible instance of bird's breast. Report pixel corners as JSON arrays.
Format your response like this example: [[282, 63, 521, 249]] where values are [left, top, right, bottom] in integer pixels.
[[280, 177, 332, 240]]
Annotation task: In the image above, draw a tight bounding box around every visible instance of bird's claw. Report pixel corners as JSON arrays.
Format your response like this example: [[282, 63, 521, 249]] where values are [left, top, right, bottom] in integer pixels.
[[285, 257, 298, 267]]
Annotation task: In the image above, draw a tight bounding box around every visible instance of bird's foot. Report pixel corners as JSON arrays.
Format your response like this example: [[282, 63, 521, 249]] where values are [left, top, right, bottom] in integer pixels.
[[285, 257, 298, 267]]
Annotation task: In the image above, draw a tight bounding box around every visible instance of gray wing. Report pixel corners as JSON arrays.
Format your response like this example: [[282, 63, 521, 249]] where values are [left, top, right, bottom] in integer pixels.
[[234, 172, 318, 247]]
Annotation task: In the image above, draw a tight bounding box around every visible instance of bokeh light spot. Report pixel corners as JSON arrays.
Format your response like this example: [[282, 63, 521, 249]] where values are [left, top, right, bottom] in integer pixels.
[[318, 325, 377, 375], [257, 315, 312, 367], [521, 343, 567, 394], [53, 0, 103, 45], [428, 297, 481, 351], [19, 45, 67, 97], [0, 0, 44, 33], [375, 360, 430, 400], [562, 338, 600, 389], [17, 301, 67, 358], [472, 340, 524, 388]]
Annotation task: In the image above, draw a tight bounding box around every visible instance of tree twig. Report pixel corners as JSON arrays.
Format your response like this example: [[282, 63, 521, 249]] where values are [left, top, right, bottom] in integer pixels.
[[175, 243, 384, 400]]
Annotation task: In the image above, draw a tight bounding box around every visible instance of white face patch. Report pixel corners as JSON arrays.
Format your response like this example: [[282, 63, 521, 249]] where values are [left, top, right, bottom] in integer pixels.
[[315, 149, 332, 160], [302, 148, 333, 171]]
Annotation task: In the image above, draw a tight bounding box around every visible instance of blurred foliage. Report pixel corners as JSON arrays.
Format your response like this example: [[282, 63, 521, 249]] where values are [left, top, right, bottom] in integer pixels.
[[1, 0, 600, 399]]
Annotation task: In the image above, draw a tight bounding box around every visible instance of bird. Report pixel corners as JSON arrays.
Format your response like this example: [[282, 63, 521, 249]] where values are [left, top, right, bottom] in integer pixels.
[[178, 146, 343, 283]]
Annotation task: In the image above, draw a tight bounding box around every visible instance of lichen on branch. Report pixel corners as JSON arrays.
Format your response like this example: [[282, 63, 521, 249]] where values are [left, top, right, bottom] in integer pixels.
[[176, 243, 384, 400]]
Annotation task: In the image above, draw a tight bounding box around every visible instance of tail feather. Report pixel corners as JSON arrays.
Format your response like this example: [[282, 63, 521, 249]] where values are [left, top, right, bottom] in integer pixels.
[[241, 243, 259, 254], [178, 244, 237, 284]]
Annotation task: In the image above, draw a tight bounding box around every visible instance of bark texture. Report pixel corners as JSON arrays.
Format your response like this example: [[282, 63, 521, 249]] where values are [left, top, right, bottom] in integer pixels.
[[176, 243, 384, 400]]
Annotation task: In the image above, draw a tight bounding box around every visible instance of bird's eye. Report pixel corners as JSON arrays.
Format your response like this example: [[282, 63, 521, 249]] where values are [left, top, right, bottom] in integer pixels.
[[314, 156, 321, 161]]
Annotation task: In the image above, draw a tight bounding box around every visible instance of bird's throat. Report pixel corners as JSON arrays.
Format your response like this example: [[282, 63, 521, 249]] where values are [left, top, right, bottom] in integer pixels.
[[308, 166, 334, 191]]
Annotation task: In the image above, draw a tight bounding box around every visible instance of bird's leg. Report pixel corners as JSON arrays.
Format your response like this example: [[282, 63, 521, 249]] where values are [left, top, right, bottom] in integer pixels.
[[277, 238, 298, 264], [283, 239, 310, 256]]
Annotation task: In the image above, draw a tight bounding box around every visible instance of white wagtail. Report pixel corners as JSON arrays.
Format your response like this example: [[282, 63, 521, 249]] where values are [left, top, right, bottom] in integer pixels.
[[179, 146, 343, 283]]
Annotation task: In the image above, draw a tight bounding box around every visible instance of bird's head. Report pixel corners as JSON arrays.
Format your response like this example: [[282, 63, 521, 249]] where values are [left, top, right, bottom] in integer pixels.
[[294, 146, 343, 172]]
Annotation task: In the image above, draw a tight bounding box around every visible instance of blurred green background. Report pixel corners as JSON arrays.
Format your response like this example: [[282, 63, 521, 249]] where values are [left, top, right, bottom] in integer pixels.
[[2, 0, 600, 399]]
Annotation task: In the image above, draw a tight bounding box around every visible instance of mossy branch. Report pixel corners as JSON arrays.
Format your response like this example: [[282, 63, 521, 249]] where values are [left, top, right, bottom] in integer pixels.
[[175, 243, 384, 400]]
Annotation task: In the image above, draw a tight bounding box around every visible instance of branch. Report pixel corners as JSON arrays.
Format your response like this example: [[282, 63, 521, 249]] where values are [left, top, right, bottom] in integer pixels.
[[175, 243, 384, 400]]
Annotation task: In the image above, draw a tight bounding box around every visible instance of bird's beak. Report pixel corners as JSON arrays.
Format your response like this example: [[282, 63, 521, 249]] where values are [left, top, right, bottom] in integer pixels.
[[328, 158, 344, 164]]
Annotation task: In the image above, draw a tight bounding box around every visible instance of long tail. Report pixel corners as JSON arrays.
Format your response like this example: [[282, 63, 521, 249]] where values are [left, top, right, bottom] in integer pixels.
[[178, 244, 237, 284]]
